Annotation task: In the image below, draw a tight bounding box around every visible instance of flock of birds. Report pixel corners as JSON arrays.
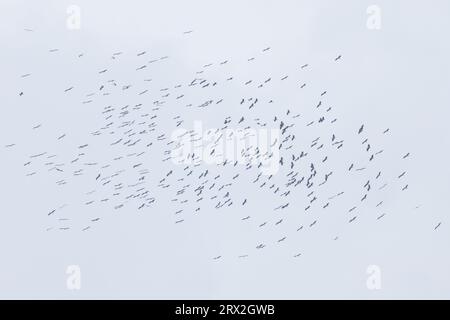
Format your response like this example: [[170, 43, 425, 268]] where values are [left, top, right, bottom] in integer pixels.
[[6, 29, 437, 260]]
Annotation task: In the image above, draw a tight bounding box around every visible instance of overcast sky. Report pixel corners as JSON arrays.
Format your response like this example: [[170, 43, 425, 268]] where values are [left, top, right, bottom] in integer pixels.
[[1, 0, 450, 299]]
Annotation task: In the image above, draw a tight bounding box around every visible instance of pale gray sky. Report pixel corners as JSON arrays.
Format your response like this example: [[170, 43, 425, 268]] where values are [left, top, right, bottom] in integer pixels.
[[0, 0, 449, 299]]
